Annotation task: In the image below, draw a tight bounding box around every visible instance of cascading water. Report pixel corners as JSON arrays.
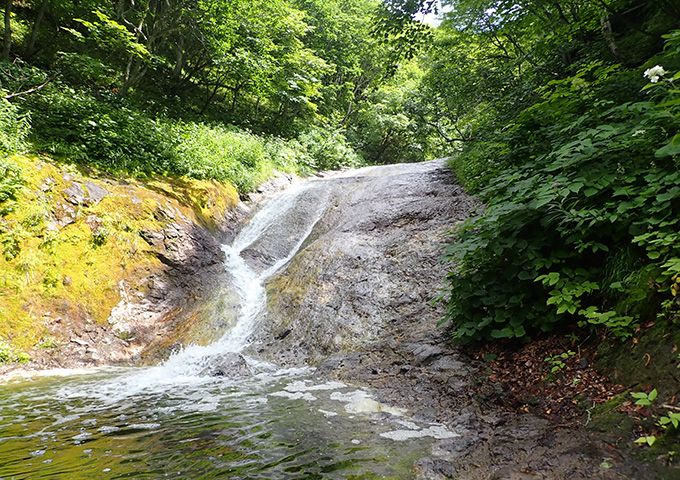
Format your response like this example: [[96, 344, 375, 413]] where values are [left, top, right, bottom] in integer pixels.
[[158, 181, 329, 378], [0, 177, 459, 479]]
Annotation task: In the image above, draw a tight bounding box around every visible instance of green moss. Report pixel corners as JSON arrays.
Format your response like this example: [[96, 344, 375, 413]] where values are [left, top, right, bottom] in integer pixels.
[[596, 322, 680, 399], [0, 154, 240, 355]]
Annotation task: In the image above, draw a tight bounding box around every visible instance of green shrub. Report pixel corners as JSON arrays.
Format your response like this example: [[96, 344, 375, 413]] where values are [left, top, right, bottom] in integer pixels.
[[440, 38, 680, 343], [0, 158, 23, 206], [297, 126, 364, 171], [0, 97, 30, 158], [0, 340, 30, 364], [174, 123, 308, 192], [28, 88, 313, 192]]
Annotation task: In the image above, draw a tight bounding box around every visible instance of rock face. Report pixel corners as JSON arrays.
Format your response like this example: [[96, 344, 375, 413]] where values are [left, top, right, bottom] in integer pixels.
[[244, 159, 476, 366], [0, 154, 251, 373], [237, 159, 652, 479], [199, 352, 251, 377]]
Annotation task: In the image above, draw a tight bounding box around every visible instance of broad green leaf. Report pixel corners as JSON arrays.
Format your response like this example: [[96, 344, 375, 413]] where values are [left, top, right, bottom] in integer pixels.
[[655, 134, 680, 157], [649, 389, 658, 402]]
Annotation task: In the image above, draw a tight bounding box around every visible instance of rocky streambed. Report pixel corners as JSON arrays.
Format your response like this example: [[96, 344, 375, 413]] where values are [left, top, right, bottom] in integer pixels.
[[237, 159, 658, 479], [1, 159, 662, 479]]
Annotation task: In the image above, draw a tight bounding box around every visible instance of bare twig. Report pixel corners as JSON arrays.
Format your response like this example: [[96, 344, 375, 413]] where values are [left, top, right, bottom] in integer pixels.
[[4, 73, 60, 100]]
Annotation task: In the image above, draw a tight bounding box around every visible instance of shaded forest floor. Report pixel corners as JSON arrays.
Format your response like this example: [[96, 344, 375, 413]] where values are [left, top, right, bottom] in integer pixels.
[[469, 336, 624, 424], [467, 327, 680, 474]]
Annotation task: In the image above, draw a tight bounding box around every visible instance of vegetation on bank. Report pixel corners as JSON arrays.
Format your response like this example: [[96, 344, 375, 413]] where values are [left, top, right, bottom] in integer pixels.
[[378, 0, 680, 463], [377, 0, 680, 346]]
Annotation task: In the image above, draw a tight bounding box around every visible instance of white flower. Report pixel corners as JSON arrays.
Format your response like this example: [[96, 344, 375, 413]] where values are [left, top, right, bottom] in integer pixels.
[[644, 65, 667, 83], [632, 130, 646, 137]]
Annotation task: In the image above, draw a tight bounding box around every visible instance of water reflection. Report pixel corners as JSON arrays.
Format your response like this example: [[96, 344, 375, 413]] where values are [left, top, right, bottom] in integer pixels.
[[0, 369, 442, 479]]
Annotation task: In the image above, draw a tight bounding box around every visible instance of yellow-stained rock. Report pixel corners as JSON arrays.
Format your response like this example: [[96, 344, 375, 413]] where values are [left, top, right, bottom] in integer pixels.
[[0, 154, 240, 366]]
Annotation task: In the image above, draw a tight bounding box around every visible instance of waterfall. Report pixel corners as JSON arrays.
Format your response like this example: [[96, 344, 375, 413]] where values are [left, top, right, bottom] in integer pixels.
[[0, 161, 469, 480], [146, 180, 329, 379]]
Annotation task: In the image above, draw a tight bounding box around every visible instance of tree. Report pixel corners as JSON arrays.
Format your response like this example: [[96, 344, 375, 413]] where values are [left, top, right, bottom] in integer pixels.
[[3, 0, 12, 60]]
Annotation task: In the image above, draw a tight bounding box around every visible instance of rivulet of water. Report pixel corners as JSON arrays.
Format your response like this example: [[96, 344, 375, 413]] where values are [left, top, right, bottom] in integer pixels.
[[0, 180, 459, 479]]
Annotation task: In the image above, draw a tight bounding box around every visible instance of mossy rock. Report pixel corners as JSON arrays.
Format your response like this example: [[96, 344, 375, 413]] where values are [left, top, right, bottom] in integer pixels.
[[0, 154, 239, 358]]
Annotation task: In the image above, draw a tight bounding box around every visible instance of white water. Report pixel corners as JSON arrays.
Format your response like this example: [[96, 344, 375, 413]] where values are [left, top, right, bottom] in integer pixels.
[[216, 182, 328, 353], [53, 182, 330, 400], [0, 172, 463, 480]]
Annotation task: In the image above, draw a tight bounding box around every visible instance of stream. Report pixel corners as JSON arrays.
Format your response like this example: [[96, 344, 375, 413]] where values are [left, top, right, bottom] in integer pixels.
[[0, 166, 460, 479], [1, 160, 648, 480]]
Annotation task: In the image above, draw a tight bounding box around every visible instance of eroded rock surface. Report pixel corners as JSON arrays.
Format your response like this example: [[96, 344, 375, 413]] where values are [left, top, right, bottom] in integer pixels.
[[241, 159, 656, 479], [245, 160, 475, 366]]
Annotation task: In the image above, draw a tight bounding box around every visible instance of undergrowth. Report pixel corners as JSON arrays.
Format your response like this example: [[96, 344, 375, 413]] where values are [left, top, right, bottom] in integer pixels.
[[441, 32, 680, 343], [21, 81, 364, 193]]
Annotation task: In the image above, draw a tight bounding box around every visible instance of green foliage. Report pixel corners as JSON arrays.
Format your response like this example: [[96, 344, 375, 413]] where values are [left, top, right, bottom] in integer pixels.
[[29, 85, 339, 192], [0, 158, 23, 206], [632, 389, 659, 407], [71, 10, 151, 60], [30, 88, 180, 175], [352, 62, 438, 164], [440, 23, 680, 342], [0, 340, 30, 364], [172, 122, 311, 192], [544, 350, 576, 374], [0, 92, 30, 157], [0, 158, 25, 261], [55, 52, 116, 88], [297, 126, 364, 171], [629, 388, 680, 448], [635, 435, 657, 447]]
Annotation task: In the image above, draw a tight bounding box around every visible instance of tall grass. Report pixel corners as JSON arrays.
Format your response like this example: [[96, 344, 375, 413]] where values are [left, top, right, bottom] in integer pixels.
[[23, 87, 363, 192]]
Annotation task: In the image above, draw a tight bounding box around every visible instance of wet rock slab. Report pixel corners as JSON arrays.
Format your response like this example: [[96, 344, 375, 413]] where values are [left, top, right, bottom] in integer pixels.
[[199, 352, 251, 378], [248, 159, 475, 366], [242, 159, 657, 479]]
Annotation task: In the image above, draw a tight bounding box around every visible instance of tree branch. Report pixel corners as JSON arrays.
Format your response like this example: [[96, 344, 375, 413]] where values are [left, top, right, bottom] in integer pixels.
[[4, 72, 60, 100]]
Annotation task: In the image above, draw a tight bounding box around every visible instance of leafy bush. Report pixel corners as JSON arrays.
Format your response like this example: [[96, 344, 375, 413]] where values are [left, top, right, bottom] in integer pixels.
[[0, 340, 30, 364], [0, 96, 30, 158], [0, 158, 23, 206], [173, 122, 296, 192], [30, 88, 180, 173], [441, 35, 680, 343], [28, 88, 324, 192], [297, 126, 364, 171]]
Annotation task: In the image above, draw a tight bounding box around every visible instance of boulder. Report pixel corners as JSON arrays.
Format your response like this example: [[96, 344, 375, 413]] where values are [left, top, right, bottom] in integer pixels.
[[199, 352, 251, 378]]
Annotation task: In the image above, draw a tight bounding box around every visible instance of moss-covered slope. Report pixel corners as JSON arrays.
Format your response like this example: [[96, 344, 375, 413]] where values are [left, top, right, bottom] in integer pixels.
[[0, 154, 239, 366]]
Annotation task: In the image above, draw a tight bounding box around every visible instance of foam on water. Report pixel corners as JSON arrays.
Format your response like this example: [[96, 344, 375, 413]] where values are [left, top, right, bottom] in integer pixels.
[[162, 180, 329, 373], [0, 172, 467, 479]]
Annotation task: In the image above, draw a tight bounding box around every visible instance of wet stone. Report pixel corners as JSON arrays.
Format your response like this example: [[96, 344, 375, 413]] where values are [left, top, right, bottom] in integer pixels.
[[199, 352, 251, 378], [413, 457, 458, 480]]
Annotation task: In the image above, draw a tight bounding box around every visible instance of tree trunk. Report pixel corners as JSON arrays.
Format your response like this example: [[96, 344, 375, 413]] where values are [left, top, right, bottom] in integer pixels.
[[230, 85, 240, 113], [3, 0, 12, 61], [172, 36, 185, 81], [600, 14, 625, 63], [25, 0, 48, 59], [200, 78, 223, 115], [374, 130, 392, 164]]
